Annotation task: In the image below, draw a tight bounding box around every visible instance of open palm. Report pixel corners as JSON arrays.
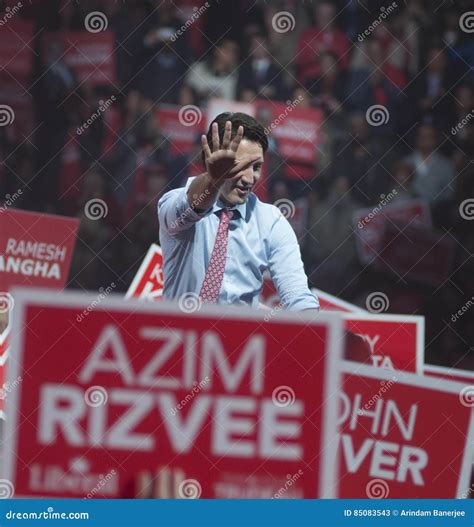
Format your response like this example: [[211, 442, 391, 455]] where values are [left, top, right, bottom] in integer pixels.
[[202, 121, 261, 182]]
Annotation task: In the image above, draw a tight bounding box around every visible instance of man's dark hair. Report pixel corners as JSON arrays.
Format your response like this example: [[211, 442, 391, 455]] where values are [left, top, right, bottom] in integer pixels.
[[201, 112, 268, 167]]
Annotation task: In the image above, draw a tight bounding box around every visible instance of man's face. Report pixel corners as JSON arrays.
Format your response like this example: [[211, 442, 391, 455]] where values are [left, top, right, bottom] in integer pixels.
[[219, 139, 264, 206]]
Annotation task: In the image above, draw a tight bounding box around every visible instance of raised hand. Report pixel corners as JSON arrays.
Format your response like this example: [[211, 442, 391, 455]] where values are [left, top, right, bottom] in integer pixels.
[[201, 121, 261, 183]]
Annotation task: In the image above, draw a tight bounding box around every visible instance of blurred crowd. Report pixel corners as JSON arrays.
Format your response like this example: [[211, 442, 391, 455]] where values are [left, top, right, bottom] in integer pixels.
[[0, 0, 473, 368]]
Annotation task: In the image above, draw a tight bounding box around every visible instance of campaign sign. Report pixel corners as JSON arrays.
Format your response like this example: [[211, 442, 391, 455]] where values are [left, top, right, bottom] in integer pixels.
[[0, 19, 34, 80], [157, 104, 206, 157], [125, 244, 164, 300], [342, 313, 424, 373], [374, 222, 456, 287], [312, 289, 365, 313], [353, 200, 432, 265], [41, 31, 117, 85], [0, 208, 79, 290], [337, 362, 474, 498], [424, 364, 474, 386], [4, 289, 343, 498]]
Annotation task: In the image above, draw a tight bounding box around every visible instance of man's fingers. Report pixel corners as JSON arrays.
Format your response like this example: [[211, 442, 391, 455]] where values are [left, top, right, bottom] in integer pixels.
[[221, 120, 232, 149], [154, 466, 171, 499], [136, 471, 153, 499], [173, 468, 186, 498], [211, 122, 220, 152], [201, 134, 211, 160], [229, 125, 244, 151], [229, 153, 262, 177]]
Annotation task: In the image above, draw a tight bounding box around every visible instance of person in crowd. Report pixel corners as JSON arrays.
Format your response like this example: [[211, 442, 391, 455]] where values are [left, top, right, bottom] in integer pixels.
[[332, 112, 394, 206], [305, 176, 359, 294], [237, 34, 287, 101], [296, 1, 350, 86], [186, 39, 239, 103], [404, 124, 455, 204], [158, 112, 319, 310], [32, 39, 78, 212], [136, 2, 189, 104], [406, 46, 457, 132]]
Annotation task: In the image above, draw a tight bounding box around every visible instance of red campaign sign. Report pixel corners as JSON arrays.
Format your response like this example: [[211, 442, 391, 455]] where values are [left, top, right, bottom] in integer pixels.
[[0, 19, 34, 79], [256, 100, 322, 167], [337, 362, 474, 498], [259, 278, 423, 373], [311, 288, 365, 313], [374, 222, 456, 287], [342, 313, 424, 374], [158, 105, 206, 157], [5, 289, 343, 498], [0, 209, 79, 291], [41, 31, 117, 86], [353, 200, 432, 265], [424, 364, 474, 386], [125, 244, 164, 301]]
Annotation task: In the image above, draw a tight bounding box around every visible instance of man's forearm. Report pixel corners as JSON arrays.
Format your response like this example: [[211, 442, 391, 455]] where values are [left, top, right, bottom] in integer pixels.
[[187, 172, 221, 212]]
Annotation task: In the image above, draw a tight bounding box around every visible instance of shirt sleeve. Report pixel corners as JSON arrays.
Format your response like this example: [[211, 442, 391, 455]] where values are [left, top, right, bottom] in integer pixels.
[[267, 211, 320, 311], [158, 186, 212, 236]]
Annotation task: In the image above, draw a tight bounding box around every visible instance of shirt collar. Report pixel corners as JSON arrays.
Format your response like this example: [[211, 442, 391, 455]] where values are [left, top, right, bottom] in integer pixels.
[[212, 198, 247, 220]]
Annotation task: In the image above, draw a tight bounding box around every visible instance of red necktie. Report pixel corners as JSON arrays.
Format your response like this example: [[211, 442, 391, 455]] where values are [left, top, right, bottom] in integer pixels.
[[199, 209, 233, 303]]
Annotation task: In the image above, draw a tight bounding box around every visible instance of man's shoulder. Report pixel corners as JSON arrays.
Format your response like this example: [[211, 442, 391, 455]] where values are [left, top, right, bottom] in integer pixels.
[[249, 193, 286, 223]]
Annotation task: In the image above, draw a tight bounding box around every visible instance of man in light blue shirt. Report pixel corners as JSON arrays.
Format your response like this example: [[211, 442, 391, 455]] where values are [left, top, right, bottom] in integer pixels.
[[158, 112, 319, 311]]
